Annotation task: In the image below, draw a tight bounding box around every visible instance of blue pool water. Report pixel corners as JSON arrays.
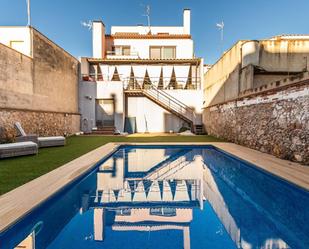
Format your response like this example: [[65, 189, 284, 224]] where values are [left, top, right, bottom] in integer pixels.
[[1, 145, 309, 249]]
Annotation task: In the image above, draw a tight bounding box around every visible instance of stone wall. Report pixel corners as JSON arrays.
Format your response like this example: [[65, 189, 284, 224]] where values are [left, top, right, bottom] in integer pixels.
[[0, 109, 80, 142], [203, 82, 309, 165]]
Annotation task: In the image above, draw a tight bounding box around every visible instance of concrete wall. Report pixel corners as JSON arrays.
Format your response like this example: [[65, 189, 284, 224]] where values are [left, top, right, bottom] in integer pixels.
[[0, 28, 80, 140], [31, 30, 79, 113], [203, 41, 243, 107], [204, 38, 309, 107]]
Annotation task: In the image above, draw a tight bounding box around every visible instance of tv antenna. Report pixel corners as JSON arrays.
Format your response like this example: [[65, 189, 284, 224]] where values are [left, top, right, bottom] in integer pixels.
[[142, 4, 151, 34], [26, 0, 31, 26], [216, 21, 224, 54], [81, 20, 93, 30]]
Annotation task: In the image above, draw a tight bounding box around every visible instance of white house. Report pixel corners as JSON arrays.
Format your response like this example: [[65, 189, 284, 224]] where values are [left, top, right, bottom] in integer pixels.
[[79, 9, 204, 134]]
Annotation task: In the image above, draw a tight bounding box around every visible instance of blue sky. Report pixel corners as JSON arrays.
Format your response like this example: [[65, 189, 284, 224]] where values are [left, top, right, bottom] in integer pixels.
[[1, 0, 308, 64]]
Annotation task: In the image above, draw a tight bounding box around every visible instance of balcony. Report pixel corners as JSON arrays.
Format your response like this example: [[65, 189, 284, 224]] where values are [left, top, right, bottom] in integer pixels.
[[82, 73, 201, 90], [106, 51, 139, 59]]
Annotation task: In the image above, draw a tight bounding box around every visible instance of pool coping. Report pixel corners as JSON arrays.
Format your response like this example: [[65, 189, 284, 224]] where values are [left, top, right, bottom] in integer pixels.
[[0, 141, 308, 233]]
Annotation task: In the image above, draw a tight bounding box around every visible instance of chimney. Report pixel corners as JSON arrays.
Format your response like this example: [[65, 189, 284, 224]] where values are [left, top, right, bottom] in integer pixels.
[[92, 21, 105, 58], [183, 9, 191, 35]]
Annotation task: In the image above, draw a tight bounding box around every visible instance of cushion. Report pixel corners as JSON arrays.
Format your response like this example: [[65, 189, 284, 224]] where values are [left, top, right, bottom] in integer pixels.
[[38, 136, 65, 142]]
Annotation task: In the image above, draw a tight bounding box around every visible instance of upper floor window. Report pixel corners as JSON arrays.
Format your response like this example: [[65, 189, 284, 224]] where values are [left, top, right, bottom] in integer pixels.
[[113, 45, 131, 56], [150, 46, 176, 59]]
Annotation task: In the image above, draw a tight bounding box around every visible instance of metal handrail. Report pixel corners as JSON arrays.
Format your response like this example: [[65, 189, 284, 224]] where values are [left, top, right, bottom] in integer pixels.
[[106, 51, 139, 56], [123, 76, 201, 90], [142, 85, 196, 123]]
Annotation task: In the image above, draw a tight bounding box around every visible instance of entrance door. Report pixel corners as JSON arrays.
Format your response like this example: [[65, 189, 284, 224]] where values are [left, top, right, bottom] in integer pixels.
[[95, 99, 115, 127]]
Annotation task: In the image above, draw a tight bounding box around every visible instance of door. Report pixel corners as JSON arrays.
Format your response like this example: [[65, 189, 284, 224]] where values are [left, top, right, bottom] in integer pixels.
[[95, 99, 115, 127]]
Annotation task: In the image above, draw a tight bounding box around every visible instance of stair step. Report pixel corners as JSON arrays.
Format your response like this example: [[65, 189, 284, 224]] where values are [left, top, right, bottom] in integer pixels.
[[194, 125, 205, 135], [92, 126, 115, 135]]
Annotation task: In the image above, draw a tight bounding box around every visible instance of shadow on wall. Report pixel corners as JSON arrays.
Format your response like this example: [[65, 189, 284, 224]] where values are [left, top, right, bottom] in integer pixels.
[[163, 112, 190, 133], [204, 40, 309, 107]]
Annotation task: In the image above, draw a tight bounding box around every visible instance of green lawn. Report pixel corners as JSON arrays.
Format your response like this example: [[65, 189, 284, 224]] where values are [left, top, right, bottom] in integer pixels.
[[0, 135, 223, 195]]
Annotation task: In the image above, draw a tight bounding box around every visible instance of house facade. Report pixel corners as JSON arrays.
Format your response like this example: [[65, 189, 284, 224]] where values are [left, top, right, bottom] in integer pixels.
[[79, 9, 204, 134]]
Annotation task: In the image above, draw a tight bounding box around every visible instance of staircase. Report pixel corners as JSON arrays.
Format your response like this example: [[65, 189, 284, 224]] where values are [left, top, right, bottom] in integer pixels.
[[92, 126, 115, 135], [125, 85, 197, 130], [194, 124, 205, 135]]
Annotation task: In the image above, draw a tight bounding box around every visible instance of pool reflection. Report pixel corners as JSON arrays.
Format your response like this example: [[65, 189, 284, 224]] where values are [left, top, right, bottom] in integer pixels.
[[1, 146, 308, 249]]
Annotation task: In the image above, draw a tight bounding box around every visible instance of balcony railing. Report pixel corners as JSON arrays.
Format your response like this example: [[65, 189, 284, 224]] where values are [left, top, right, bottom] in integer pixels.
[[82, 74, 201, 90], [106, 51, 139, 58]]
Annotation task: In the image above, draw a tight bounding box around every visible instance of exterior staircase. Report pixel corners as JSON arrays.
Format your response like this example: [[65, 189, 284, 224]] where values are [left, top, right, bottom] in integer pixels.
[[92, 126, 115, 135], [125, 85, 199, 131], [194, 124, 205, 135]]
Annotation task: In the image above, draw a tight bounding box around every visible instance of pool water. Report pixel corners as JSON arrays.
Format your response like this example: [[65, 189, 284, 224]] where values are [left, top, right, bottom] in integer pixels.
[[1, 145, 309, 249]]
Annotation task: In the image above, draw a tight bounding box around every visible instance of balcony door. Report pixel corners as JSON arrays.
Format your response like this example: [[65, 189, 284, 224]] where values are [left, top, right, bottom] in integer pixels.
[[95, 99, 115, 127]]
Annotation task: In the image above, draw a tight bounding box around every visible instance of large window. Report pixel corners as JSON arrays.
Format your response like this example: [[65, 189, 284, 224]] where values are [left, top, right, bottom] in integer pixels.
[[113, 46, 131, 56], [150, 46, 176, 59]]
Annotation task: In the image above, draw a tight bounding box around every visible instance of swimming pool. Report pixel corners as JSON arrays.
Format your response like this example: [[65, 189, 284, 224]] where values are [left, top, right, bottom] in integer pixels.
[[0, 145, 308, 249]]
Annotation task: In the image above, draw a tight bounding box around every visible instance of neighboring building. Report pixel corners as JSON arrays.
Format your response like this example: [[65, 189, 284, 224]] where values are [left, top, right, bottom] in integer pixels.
[[204, 35, 309, 107], [202, 35, 309, 164], [80, 9, 204, 134], [0, 26, 80, 141]]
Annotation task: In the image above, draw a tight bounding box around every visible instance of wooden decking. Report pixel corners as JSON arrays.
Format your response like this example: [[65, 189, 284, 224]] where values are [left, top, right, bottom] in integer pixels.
[[0, 142, 308, 233]]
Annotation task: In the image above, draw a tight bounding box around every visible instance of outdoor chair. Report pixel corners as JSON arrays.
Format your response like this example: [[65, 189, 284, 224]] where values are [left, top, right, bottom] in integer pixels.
[[14, 122, 66, 148], [0, 141, 38, 158]]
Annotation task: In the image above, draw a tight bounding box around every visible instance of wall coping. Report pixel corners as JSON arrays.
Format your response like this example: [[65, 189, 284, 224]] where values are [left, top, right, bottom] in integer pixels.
[[0, 107, 80, 116], [204, 75, 309, 109]]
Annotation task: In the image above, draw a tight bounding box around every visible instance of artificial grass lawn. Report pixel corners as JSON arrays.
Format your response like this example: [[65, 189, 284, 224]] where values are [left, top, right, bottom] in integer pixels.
[[0, 135, 223, 195]]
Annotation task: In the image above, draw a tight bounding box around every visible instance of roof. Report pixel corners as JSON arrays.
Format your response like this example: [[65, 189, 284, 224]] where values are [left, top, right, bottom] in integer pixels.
[[86, 57, 201, 65], [269, 34, 309, 40], [106, 33, 192, 39]]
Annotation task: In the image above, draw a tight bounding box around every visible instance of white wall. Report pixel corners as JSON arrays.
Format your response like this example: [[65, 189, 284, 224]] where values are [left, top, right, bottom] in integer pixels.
[[79, 80, 203, 133], [79, 81, 124, 132], [125, 90, 203, 132], [96, 81, 124, 131], [127, 96, 186, 133], [0, 27, 32, 56], [111, 26, 185, 35], [164, 90, 204, 123], [110, 38, 193, 59], [79, 81, 96, 132], [92, 21, 104, 58]]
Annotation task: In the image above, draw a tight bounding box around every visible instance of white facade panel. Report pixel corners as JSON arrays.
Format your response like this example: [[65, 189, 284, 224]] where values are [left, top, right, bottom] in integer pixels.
[[127, 96, 186, 133], [110, 38, 193, 59], [0, 27, 32, 56], [111, 26, 185, 35], [96, 81, 124, 131]]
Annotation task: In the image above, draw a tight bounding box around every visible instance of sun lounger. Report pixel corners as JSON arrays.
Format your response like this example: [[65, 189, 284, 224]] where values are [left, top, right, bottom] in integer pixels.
[[0, 141, 38, 159], [38, 136, 66, 148], [14, 122, 38, 144], [14, 122, 66, 148]]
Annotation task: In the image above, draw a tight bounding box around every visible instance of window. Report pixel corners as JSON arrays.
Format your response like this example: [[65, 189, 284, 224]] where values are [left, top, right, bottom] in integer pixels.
[[150, 46, 176, 59], [113, 46, 131, 56], [149, 47, 161, 59], [163, 47, 175, 59]]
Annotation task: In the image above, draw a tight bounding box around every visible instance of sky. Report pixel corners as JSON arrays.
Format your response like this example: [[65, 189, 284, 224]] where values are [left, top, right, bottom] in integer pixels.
[[0, 0, 308, 64]]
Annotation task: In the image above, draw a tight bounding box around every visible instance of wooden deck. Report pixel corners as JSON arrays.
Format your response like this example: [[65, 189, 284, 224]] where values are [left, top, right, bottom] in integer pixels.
[[0, 142, 308, 233]]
